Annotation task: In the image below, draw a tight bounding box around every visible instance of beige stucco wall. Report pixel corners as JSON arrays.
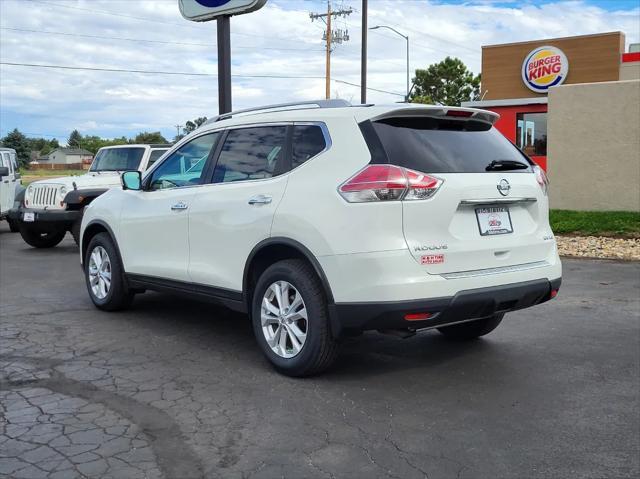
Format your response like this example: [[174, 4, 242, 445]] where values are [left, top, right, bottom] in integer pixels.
[[547, 80, 640, 211], [620, 61, 640, 81]]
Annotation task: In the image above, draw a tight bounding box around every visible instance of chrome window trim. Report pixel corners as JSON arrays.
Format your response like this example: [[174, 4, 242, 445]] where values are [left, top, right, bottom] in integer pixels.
[[141, 121, 333, 189]]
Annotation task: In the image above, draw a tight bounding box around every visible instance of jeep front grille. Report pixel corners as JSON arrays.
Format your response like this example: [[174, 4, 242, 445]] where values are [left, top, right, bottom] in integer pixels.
[[29, 185, 60, 208]]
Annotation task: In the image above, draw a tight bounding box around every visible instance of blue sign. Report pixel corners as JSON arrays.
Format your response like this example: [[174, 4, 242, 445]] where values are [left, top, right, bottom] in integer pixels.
[[195, 0, 231, 6], [179, 0, 267, 22]]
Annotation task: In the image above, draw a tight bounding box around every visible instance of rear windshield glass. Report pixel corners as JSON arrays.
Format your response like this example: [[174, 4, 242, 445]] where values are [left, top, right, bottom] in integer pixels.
[[90, 147, 145, 172], [365, 117, 532, 173]]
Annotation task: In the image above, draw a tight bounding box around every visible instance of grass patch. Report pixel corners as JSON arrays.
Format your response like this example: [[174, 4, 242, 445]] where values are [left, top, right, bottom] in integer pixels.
[[550, 210, 640, 238], [18, 168, 86, 186]]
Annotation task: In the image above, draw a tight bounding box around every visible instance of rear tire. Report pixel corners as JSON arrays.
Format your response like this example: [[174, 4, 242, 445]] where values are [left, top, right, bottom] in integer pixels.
[[437, 313, 504, 340], [251, 259, 339, 377], [84, 232, 134, 311], [7, 218, 19, 233], [19, 225, 66, 248]]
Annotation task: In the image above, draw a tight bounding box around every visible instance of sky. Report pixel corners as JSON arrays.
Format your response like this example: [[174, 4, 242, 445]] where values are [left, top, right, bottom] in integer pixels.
[[0, 0, 638, 144]]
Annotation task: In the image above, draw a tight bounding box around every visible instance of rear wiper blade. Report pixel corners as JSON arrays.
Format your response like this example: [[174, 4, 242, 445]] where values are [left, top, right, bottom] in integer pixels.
[[485, 159, 529, 171]]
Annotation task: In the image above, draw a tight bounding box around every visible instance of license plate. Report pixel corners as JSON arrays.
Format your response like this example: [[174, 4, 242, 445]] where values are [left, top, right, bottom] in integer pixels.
[[476, 206, 513, 236], [23, 212, 35, 222]]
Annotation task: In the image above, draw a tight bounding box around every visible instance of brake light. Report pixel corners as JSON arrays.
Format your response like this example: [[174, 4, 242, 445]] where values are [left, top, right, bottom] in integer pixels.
[[339, 165, 443, 203], [533, 165, 548, 195], [446, 110, 474, 118]]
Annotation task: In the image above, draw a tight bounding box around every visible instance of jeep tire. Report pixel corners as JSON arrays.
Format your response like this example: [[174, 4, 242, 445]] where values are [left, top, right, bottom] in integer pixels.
[[19, 225, 66, 248]]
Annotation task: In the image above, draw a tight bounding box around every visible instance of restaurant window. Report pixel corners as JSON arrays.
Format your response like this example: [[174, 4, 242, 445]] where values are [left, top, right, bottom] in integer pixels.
[[516, 112, 547, 156]]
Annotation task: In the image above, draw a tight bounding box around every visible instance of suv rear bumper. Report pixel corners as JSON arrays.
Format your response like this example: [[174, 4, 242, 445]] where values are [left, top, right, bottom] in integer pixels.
[[330, 277, 561, 336]]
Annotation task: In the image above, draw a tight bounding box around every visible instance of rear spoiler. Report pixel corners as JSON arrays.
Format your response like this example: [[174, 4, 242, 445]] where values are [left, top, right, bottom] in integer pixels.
[[368, 106, 499, 127]]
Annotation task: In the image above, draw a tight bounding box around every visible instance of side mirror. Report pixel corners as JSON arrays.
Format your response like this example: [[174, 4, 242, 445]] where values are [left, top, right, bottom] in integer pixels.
[[0, 166, 9, 177], [122, 171, 142, 191]]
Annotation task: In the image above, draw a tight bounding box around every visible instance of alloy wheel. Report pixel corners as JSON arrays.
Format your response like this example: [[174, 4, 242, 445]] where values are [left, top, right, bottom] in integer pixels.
[[261, 281, 308, 358], [88, 246, 112, 300]]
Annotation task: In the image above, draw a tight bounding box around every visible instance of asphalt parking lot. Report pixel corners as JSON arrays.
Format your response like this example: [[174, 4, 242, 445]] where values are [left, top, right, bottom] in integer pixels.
[[1, 223, 639, 479]]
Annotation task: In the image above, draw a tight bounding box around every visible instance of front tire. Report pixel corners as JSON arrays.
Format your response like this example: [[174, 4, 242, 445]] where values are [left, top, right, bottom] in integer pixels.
[[437, 313, 504, 340], [84, 232, 134, 311], [19, 225, 66, 248], [7, 218, 19, 233], [251, 259, 339, 377]]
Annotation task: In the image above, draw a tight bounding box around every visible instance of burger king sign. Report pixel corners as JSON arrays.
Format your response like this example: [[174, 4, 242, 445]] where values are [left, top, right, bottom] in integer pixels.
[[522, 46, 569, 93]]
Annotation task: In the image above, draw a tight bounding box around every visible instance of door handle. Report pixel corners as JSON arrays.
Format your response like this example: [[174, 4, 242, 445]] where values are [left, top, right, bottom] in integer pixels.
[[170, 201, 188, 211], [248, 194, 272, 205]]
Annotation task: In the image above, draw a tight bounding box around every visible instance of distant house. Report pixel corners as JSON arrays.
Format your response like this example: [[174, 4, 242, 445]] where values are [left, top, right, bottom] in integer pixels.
[[40, 148, 93, 165]]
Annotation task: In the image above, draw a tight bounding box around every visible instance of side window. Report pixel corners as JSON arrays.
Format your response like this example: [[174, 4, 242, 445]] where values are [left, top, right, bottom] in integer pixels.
[[148, 133, 219, 190], [147, 149, 168, 169], [213, 126, 287, 183], [292, 125, 327, 169]]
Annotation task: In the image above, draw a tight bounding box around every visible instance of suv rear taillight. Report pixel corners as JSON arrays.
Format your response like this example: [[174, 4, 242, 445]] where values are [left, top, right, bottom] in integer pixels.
[[533, 165, 549, 196], [338, 164, 443, 203]]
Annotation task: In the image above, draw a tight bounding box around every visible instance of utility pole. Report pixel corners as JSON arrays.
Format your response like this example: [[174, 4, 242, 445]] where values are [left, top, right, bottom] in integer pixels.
[[361, 0, 367, 104], [174, 124, 183, 139], [310, 1, 352, 100]]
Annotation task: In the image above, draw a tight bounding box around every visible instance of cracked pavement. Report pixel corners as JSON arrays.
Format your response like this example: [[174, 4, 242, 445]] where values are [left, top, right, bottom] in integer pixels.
[[1, 224, 639, 478]]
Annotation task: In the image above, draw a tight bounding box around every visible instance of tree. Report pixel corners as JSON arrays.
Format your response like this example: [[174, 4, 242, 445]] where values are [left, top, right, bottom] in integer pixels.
[[184, 117, 208, 135], [67, 129, 83, 148], [411, 57, 480, 106], [133, 131, 168, 144], [0, 128, 31, 167]]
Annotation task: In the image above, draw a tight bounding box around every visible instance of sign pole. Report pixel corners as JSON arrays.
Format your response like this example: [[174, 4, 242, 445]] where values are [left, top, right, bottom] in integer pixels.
[[217, 16, 232, 114], [360, 0, 367, 104]]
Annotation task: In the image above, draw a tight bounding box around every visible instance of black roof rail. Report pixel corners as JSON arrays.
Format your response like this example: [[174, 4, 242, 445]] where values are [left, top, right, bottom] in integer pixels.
[[204, 99, 352, 125]]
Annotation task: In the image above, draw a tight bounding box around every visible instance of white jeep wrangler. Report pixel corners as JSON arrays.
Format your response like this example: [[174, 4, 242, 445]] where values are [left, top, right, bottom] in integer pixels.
[[0, 147, 23, 232], [10, 144, 170, 248]]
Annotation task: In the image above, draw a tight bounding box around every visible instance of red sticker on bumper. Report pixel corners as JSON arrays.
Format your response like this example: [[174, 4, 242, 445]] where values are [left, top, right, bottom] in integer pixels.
[[421, 254, 444, 265]]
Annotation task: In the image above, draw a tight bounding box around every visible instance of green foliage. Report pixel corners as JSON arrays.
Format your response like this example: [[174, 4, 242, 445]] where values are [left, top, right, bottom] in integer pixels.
[[411, 57, 480, 106], [550, 210, 640, 237], [410, 95, 433, 105], [184, 117, 208, 135], [0, 128, 31, 167], [132, 131, 168, 144], [67, 129, 82, 148]]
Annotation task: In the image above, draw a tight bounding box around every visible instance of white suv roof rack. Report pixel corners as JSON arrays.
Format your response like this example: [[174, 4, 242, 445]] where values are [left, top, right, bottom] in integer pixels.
[[205, 99, 355, 125]]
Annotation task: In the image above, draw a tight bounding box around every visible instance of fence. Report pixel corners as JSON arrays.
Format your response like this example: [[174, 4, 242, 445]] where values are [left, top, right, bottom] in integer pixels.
[[28, 163, 89, 171]]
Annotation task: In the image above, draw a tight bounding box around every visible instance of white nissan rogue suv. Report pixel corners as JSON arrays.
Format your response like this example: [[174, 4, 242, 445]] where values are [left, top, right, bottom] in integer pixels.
[[80, 100, 562, 376]]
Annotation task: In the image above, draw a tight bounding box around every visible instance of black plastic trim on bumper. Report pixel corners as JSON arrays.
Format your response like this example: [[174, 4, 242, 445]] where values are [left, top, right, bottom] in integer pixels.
[[331, 278, 562, 336], [8, 207, 80, 226]]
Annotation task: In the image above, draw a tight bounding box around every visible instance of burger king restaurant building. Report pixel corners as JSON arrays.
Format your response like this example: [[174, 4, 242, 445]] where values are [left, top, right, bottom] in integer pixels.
[[463, 31, 638, 171]]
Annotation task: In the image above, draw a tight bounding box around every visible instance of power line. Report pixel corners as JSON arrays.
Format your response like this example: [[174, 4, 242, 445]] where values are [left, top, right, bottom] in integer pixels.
[[0, 27, 325, 52], [0, 61, 404, 97], [25, 0, 307, 45]]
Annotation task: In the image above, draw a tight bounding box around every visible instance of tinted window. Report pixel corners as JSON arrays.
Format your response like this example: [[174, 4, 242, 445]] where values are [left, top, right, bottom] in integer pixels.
[[147, 149, 169, 168], [213, 126, 287, 183], [90, 148, 145, 172], [367, 117, 531, 173], [292, 125, 326, 169], [148, 133, 219, 190], [516, 112, 547, 156]]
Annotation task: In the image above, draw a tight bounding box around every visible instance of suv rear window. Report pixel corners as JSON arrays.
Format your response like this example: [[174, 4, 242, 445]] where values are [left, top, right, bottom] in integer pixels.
[[363, 117, 531, 173]]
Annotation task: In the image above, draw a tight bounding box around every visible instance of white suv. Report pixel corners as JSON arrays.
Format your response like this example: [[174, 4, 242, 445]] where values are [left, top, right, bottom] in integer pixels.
[[80, 100, 562, 376]]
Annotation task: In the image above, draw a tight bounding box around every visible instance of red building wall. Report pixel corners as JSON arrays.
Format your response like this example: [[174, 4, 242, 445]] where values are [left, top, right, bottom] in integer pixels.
[[484, 104, 548, 170]]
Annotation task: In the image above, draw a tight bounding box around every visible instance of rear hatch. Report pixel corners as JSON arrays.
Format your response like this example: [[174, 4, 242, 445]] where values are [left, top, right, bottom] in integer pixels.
[[361, 109, 553, 274]]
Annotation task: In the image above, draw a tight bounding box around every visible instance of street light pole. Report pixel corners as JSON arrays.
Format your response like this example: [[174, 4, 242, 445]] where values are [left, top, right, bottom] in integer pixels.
[[369, 25, 410, 102]]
